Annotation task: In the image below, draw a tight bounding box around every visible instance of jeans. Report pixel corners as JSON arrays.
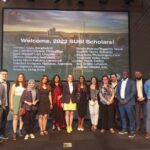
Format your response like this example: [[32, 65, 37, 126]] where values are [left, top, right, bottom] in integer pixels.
[[146, 100, 150, 133], [119, 104, 136, 133], [0, 107, 3, 129]]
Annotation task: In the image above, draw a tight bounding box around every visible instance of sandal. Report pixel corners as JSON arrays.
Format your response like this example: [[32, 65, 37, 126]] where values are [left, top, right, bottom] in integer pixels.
[[43, 130, 48, 135], [40, 131, 44, 136]]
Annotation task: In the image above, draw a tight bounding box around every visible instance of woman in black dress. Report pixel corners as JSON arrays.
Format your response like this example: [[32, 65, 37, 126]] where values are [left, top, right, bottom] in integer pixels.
[[38, 75, 53, 135], [77, 75, 89, 131]]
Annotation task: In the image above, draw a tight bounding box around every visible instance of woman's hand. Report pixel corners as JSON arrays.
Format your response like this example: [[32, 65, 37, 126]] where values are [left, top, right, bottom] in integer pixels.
[[50, 104, 53, 110], [26, 102, 32, 106], [10, 106, 13, 112]]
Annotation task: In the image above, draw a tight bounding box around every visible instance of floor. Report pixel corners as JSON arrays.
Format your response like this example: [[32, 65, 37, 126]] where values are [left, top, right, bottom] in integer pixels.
[[0, 120, 150, 150]]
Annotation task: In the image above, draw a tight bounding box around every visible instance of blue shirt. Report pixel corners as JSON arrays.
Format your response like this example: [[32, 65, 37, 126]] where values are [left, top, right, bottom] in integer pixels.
[[144, 79, 150, 99]]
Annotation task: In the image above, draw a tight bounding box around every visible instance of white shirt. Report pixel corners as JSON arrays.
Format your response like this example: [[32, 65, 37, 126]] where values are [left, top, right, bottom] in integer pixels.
[[136, 79, 143, 98], [120, 78, 128, 99], [68, 83, 73, 94], [15, 86, 25, 96]]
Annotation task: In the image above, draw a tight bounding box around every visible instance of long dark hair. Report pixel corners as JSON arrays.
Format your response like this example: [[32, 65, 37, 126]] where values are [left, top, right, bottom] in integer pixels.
[[51, 74, 62, 89], [15, 73, 26, 88], [77, 75, 88, 92], [90, 76, 99, 90], [39, 74, 51, 90]]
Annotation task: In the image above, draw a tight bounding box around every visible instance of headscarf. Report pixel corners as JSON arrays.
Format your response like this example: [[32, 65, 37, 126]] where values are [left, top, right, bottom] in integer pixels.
[[27, 79, 36, 101]]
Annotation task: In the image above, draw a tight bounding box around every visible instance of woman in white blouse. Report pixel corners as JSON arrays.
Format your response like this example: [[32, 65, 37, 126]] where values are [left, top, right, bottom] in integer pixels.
[[10, 73, 26, 140]]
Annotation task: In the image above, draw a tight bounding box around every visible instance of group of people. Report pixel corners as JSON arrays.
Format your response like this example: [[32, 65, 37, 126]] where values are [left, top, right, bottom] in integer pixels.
[[0, 69, 150, 143]]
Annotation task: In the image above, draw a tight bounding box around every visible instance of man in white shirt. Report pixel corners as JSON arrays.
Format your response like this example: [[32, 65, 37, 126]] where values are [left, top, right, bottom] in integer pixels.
[[117, 71, 136, 138], [134, 71, 146, 132]]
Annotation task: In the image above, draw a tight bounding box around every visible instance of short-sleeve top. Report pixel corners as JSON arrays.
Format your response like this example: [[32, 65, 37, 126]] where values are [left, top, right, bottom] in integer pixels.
[[100, 84, 114, 105]]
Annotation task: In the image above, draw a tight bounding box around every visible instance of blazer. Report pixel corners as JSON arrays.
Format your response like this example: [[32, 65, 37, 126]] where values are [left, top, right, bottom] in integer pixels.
[[62, 82, 77, 103], [117, 79, 136, 106], [21, 89, 39, 111], [6, 81, 10, 107], [0, 83, 5, 107]]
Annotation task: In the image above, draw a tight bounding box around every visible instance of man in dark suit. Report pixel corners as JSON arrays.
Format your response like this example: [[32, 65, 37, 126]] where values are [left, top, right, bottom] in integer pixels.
[[0, 69, 10, 140], [134, 71, 146, 132], [117, 71, 136, 138]]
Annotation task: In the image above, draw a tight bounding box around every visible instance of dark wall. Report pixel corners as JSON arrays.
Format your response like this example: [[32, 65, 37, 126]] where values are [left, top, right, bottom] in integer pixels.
[[0, 0, 150, 79]]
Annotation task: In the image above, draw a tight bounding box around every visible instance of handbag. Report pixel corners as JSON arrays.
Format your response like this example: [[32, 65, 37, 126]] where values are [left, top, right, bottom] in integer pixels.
[[19, 107, 26, 116]]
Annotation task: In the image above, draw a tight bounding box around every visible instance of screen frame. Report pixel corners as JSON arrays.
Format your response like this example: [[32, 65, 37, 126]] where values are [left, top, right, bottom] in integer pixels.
[[1, 8, 130, 82]]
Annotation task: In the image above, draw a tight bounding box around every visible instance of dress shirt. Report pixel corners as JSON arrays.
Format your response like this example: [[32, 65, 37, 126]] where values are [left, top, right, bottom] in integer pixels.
[[120, 78, 128, 99]]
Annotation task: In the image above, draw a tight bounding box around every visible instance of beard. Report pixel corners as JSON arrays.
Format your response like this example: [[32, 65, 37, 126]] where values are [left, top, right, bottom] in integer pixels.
[[136, 77, 142, 80]]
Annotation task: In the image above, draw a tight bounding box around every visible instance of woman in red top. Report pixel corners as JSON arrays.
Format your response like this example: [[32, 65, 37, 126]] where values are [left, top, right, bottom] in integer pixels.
[[51, 74, 65, 131]]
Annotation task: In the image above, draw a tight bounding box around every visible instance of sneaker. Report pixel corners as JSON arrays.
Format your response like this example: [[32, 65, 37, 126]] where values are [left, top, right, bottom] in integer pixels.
[[100, 129, 105, 133], [12, 133, 17, 141], [52, 125, 56, 131], [128, 133, 136, 138], [118, 130, 128, 135], [0, 138, 3, 143], [30, 133, 35, 139], [77, 128, 81, 131], [80, 128, 84, 131], [24, 134, 29, 140], [1, 135, 9, 140], [145, 133, 150, 139]]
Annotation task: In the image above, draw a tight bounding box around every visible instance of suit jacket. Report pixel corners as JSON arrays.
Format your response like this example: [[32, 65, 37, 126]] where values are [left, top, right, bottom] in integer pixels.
[[134, 78, 146, 100], [62, 82, 77, 103], [6, 81, 10, 108], [117, 79, 136, 106], [21, 89, 39, 111], [0, 83, 5, 107]]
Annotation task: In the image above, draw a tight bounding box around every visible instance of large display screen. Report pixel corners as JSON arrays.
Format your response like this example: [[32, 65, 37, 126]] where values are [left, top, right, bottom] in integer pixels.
[[2, 9, 129, 80]]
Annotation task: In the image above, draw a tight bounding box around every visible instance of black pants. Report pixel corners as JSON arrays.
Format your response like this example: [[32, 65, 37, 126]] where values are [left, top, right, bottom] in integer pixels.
[[0, 106, 9, 135], [100, 103, 115, 129], [23, 110, 37, 134]]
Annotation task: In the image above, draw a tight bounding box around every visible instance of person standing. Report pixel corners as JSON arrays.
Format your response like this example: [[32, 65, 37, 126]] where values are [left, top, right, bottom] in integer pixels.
[[10, 73, 26, 140], [51, 74, 65, 131], [0, 69, 10, 140], [38, 75, 52, 136], [117, 71, 136, 138], [89, 76, 99, 131], [110, 73, 120, 129], [21, 79, 39, 140], [0, 74, 5, 143], [144, 79, 150, 139], [99, 75, 115, 133], [62, 74, 77, 133], [134, 71, 146, 132], [76, 75, 89, 131]]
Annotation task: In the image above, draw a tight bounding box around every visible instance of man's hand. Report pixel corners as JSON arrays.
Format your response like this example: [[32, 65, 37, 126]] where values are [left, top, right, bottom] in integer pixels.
[[120, 99, 127, 104]]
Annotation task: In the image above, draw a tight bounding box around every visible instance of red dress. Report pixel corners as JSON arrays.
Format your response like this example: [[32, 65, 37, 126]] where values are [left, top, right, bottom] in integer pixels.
[[52, 86, 65, 128]]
